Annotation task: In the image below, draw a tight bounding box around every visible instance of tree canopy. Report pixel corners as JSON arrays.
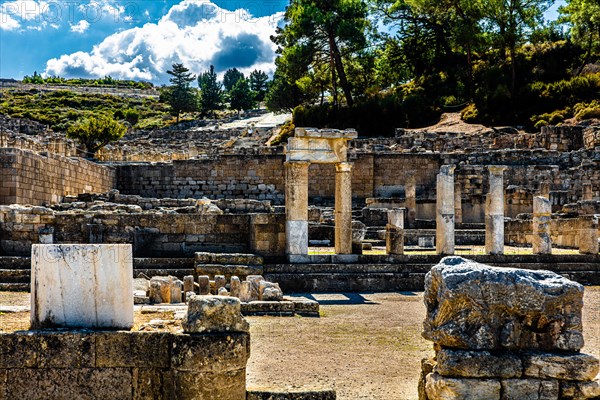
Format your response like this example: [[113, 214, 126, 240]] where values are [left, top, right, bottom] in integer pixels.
[[66, 116, 126, 158], [198, 65, 224, 117], [164, 63, 197, 123]]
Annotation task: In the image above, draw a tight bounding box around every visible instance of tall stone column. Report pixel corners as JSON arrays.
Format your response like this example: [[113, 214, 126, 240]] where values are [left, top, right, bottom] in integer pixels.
[[386, 208, 405, 255], [285, 161, 310, 256], [485, 166, 507, 255], [579, 216, 599, 255], [583, 183, 593, 201], [533, 196, 552, 254], [436, 165, 455, 255], [405, 173, 417, 228], [335, 162, 353, 254], [454, 182, 462, 225]]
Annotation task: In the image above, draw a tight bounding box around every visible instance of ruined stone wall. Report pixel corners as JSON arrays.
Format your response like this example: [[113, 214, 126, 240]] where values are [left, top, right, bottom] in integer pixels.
[[0, 148, 116, 206], [0, 330, 249, 399], [505, 217, 600, 248], [0, 205, 285, 257]]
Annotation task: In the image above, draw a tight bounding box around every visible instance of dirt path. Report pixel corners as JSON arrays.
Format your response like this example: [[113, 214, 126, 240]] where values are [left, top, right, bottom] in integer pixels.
[[247, 289, 600, 400]]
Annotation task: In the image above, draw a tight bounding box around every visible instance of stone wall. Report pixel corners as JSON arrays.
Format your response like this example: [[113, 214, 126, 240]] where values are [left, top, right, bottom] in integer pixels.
[[0, 148, 116, 205], [0, 330, 249, 399], [505, 217, 600, 248], [0, 205, 286, 257]]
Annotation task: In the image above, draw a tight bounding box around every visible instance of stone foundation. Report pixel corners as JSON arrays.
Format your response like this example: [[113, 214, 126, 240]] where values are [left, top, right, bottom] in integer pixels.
[[419, 257, 600, 400], [0, 330, 250, 400]]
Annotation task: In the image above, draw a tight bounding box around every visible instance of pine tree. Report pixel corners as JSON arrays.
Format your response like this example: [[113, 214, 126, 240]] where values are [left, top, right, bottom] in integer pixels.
[[229, 78, 255, 114], [165, 63, 197, 123], [249, 70, 269, 102], [198, 65, 224, 117]]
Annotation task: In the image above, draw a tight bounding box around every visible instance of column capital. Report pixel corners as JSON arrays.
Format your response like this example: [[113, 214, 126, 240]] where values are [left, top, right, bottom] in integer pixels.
[[488, 165, 508, 175], [335, 162, 353, 173], [439, 164, 456, 175], [284, 160, 311, 168]]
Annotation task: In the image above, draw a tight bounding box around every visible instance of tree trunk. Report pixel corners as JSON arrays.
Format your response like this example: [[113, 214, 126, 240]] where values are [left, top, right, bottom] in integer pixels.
[[328, 32, 354, 107]]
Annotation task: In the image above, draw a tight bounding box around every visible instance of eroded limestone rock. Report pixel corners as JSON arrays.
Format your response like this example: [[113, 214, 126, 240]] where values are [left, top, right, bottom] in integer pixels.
[[183, 295, 249, 333], [423, 256, 584, 351], [425, 373, 501, 400]]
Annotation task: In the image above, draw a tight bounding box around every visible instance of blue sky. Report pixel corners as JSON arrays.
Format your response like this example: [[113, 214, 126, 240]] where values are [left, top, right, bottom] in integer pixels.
[[0, 0, 565, 84]]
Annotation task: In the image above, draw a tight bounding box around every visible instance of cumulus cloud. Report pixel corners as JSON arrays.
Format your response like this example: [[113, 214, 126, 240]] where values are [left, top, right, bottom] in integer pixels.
[[70, 19, 90, 33], [44, 0, 283, 83]]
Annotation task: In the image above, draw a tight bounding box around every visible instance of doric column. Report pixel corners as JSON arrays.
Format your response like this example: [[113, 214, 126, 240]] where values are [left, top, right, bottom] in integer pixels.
[[533, 196, 552, 254], [485, 166, 507, 255], [454, 181, 462, 225], [386, 208, 405, 255], [436, 165, 455, 255], [405, 173, 417, 228], [335, 162, 353, 254], [583, 183, 593, 201], [285, 161, 310, 256]]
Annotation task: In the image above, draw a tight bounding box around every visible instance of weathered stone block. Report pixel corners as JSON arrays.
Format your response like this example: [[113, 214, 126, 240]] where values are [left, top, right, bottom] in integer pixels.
[[5, 368, 133, 399], [500, 379, 559, 400], [182, 295, 249, 333], [96, 331, 171, 368], [246, 388, 337, 400], [170, 333, 249, 373], [423, 257, 584, 351], [523, 352, 599, 381], [172, 369, 246, 400], [435, 348, 522, 378], [425, 372, 501, 400], [560, 379, 600, 399], [31, 244, 133, 329]]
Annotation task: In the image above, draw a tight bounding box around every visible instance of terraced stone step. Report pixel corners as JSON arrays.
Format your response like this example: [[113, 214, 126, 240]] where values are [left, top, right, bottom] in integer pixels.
[[0, 269, 30, 283], [0, 282, 30, 291], [0, 257, 30, 269], [133, 268, 195, 279]]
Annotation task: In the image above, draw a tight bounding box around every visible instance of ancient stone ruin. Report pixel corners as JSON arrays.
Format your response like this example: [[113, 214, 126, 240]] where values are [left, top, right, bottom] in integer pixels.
[[420, 256, 600, 400]]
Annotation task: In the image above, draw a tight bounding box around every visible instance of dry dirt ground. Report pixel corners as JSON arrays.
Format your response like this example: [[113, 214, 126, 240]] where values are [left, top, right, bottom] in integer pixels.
[[1, 288, 599, 400]]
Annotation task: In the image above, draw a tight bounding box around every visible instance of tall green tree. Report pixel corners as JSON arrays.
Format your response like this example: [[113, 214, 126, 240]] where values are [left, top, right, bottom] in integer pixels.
[[165, 63, 197, 123], [271, 0, 370, 107], [249, 70, 269, 102], [223, 68, 245, 92], [229, 78, 255, 113], [198, 65, 224, 117], [480, 0, 552, 95], [66, 116, 126, 158], [560, 0, 600, 75]]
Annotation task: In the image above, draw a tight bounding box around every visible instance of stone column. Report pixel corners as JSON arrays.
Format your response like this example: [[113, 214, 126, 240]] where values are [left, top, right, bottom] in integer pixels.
[[533, 196, 552, 254], [583, 183, 593, 201], [539, 182, 550, 199], [405, 173, 417, 228], [579, 216, 599, 255], [335, 162, 353, 254], [436, 165, 455, 255], [454, 182, 462, 225], [386, 208, 405, 255], [485, 166, 507, 255], [285, 161, 310, 256]]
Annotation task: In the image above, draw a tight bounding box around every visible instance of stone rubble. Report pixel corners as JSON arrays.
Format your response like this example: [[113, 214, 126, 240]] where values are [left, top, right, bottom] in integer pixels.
[[420, 256, 600, 400]]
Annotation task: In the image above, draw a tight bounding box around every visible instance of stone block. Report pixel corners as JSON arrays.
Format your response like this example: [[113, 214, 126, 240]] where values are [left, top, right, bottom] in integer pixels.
[[435, 349, 522, 378], [291, 299, 320, 316], [132, 368, 173, 400], [425, 372, 501, 400], [423, 257, 584, 351], [35, 332, 96, 368], [194, 252, 263, 266], [182, 295, 249, 333], [241, 301, 295, 316], [501, 379, 559, 400], [560, 379, 600, 399], [172, 369, 247, 400], [214, 275, 226, 293], [198, 275, 210, 295], [95, 331, 171, 368], [5, 368, 133, 399], [246, 388, 337, 400], [230, 276, 241, 297], [31, 244, 133, 329], [183, 275, 195, 294], [239, 281, 254, 302], [259, 280, 283, 301], [523, 352, 599, 381], [170, 332, 249, 373]]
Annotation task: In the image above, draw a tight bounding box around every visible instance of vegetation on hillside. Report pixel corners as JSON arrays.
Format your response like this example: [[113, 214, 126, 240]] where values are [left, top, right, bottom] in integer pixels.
[[0, 89, 173, 131], [265, 0, 600, 135], [22, 72, 154, 89]]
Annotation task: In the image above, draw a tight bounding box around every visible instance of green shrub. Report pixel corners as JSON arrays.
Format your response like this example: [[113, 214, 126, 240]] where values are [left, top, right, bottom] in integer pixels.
[[270, 120, 295, 146], [535, 119, 548, 129], [124, 109, 140, 125], [461, 104, 479, 123]]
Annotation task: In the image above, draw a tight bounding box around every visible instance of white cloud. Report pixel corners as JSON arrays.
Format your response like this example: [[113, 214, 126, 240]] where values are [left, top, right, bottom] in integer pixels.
[[70, 19, 89, 33], [0, 12, 20, 30], [44, 0, 284, 83]]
